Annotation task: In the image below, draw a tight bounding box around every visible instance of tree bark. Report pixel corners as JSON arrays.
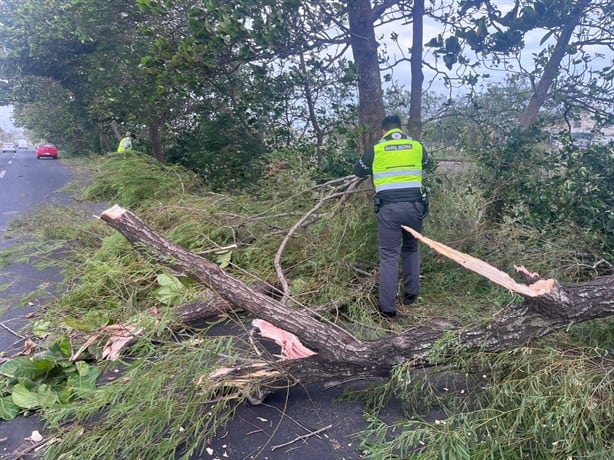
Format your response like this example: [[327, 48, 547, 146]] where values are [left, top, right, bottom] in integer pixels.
[[148, 118, 164, 162], [407, 0, 425, 140], [99, 205, 614, 392], [172, 281, 282, 324], [173, 295, 233, 324], [347, 0, 385, 153], [518, 0, 590, 128]]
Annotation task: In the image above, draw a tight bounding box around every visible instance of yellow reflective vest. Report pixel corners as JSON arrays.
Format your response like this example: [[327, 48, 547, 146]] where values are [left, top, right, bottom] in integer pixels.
[[117, 136, 132, 153], [372, 129, 423, 193]]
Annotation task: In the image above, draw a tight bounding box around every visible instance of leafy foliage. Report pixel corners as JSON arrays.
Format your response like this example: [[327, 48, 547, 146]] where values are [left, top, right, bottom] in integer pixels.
[[357, 345, 613, 459], [44, 335, 246, 460], [164, 113, 268, 192], [475, 127, 613, 260], [83, 152, 204, 208], [0, 338, 100, 421]]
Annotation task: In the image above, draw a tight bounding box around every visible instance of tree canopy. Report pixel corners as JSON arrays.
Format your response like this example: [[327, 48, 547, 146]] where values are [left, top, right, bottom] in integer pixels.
[[0, 0, 611, 178]]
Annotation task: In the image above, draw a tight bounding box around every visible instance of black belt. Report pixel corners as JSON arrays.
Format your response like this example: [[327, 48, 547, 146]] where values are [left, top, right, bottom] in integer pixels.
[[381, 198, 421, 205], [378, 191, 423, 204]]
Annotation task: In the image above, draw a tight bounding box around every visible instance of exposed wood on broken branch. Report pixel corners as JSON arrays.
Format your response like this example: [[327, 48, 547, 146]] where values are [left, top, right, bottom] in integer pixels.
[[402, 225, 557, 297], [97, 205, 614, 396]]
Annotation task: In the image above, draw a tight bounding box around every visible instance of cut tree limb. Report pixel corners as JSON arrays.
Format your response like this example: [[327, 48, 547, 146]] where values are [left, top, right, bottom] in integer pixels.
[[99, 205, 614, 392], [99, 205, 362, 363]]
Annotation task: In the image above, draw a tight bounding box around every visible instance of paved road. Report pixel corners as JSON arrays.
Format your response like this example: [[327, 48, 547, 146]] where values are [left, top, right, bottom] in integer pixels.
[[0, 148, 73, 458], [0, 149, 72, 234]]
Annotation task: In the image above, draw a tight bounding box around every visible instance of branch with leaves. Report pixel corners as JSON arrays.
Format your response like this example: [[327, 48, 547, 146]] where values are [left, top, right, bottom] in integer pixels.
[[95, 205, 613, 401]]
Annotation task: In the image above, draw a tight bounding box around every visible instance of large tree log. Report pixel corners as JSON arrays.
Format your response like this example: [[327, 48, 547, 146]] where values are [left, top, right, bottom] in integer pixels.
[[99, 206, 614, 392], [99, 206, 363, 364]]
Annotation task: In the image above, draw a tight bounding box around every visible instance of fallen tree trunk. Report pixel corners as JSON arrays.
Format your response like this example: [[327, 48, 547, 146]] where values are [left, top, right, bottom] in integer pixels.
[[172, 281, 278, 324], [99, 205, 614, 392]]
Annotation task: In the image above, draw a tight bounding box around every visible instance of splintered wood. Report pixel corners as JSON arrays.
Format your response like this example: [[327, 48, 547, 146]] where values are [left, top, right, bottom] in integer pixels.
[[402, 225, 556, 297]]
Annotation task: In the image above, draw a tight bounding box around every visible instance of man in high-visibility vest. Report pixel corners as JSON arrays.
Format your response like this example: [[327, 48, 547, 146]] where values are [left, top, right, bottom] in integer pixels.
[[117, 132, 136, 153], [354, 115, 429, 318]]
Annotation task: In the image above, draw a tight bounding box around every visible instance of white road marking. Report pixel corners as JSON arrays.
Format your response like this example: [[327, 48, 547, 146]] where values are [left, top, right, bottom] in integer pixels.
[[0, 170, 6, 179], [8, 160, 12, 165]]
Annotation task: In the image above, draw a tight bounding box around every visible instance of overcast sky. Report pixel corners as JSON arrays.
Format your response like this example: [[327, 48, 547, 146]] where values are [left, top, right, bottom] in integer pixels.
[[0, 106, 15, 134]]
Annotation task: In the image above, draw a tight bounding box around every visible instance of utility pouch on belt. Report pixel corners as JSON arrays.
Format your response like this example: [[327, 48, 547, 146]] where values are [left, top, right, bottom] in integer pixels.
[[373, 196, 383, 214], [420, 186, 430, 218]]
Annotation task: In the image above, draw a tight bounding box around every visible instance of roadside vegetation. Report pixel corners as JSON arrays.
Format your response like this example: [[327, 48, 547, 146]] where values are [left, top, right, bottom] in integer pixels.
[[0, 0, 611, 458], [1, 141, 611, 459]]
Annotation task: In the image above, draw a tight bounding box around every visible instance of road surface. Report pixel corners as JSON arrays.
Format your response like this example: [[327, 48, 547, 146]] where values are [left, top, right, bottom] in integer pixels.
[[0, 148, 72, 458]]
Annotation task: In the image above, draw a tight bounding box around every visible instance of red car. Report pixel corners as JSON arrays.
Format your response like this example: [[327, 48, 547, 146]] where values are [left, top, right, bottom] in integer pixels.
[[36, 143, 58, 159]]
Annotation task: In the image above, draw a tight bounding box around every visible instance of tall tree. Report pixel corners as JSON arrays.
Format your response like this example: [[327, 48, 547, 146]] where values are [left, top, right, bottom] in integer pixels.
[[431, 0, 614, 127], [348, 0, 385, 150], [408, 0, 425, 138]]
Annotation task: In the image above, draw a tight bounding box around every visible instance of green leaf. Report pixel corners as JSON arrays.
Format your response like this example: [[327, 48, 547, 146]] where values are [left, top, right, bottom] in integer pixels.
[[0, 396, 21, 420], [37, 384, 60, 408], [84, 310, 111, 328], [11, 383, 40, 409], [75, 361, 90, 378], [32, 320, 51, 338], [65, 364, 101, 398], [539, 29, 555, 46], [214, 250, 233, 269], [62, 317, 98, 332], [157, 273, 183, 289], [0, 357, 56, 379], [155, 273, 186, 306], [48, 335, 73, 358]]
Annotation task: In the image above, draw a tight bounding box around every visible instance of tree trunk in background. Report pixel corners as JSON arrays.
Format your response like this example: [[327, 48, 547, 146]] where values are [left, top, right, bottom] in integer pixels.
[[347, 0, 385, 153], [110, 120, 122, 142], [97, 122, 110, 152], [407, 0, 424, 140], [519, 0, 589, 128], [149, 120, 163, 162], [299, 53, 325, 167]]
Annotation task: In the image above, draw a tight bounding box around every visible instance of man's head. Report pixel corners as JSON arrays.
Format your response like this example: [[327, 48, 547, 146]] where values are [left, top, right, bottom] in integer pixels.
[[130, 133, 136, 140], [381, 115, 402, 131]]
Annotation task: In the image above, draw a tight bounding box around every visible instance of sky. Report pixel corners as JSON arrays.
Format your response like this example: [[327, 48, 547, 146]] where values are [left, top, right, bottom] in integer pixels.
[[0, 106, 17, 137]]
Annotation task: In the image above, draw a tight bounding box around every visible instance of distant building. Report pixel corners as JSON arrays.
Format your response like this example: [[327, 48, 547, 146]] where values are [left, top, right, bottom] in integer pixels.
[[546, 112, 614, 147]]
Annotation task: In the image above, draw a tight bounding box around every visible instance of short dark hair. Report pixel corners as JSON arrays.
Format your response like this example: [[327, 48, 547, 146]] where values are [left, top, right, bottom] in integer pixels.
[[381, 115, 402, 130]]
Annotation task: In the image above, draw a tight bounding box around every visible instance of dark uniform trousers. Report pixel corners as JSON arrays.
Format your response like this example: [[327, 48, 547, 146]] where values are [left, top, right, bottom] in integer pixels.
[[377, 201, 424, 313]]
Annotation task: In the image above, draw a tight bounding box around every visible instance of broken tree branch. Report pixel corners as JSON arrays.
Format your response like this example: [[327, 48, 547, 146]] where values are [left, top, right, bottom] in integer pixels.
[[99, 205, 361, 363], [270, 424, 332, 451], [274, 176, 363, 303], [402, 225, 556, 297], [99, 205, 614, 394]]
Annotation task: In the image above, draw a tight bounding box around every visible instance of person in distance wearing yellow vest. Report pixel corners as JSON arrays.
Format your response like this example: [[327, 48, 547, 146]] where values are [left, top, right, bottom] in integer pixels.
[[354, 115, 429, 318], [117, 132, 136, 153]]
